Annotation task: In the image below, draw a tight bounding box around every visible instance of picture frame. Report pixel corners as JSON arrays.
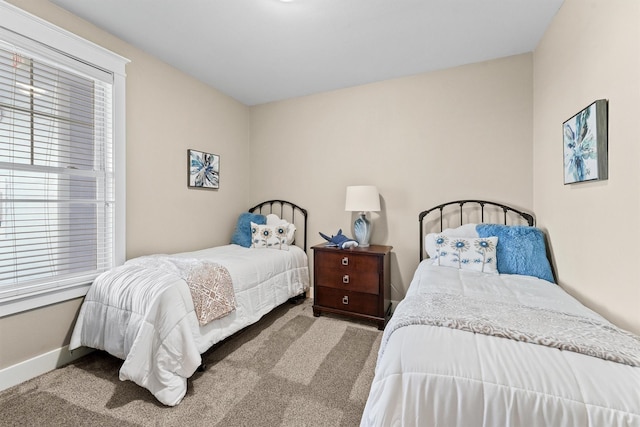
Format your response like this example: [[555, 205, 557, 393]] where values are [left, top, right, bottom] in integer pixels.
[[188, 149, 220, 189], [563, 99, 608, 184]]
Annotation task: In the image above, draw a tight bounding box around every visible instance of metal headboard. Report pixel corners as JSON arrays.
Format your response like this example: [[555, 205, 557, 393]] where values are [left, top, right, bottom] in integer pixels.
[[419, 200, 534, 261], [249, 199, 308, 252]]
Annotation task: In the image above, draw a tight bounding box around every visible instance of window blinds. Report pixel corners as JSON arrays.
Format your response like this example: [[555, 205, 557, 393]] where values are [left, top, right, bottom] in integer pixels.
[[0, 41, 114, 300]]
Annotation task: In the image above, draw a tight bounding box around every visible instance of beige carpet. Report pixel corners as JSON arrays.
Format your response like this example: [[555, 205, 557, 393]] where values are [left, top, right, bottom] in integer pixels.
[[0, 299, 382, 427]]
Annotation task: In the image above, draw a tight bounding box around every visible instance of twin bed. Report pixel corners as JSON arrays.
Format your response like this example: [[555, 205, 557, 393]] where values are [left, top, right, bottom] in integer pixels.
[[70, 197, 640, 424], [361, 200, 640, 426], [70, 200, 310, 406]]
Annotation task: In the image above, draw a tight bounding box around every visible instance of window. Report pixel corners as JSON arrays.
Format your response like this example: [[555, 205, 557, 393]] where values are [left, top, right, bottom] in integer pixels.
[[0, 4, 128, 316]]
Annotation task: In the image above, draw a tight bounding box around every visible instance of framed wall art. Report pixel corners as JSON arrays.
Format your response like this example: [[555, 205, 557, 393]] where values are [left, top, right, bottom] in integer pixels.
[[563, 99, 608, 184], [188, 149, 220, 189]]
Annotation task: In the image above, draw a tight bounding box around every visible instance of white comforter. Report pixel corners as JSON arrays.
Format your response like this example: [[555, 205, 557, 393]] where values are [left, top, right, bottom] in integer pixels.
[[70, 244, 309, 406], [361, 261, 640, 427]]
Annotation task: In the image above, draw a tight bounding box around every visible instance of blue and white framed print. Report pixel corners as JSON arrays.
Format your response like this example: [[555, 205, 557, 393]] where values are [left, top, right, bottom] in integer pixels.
[[188, 149, 220, 189], [563, 99, 608, 184]]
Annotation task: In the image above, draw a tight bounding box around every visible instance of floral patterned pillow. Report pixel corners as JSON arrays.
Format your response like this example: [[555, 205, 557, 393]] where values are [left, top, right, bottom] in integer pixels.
[[432, 235, 498, 273], [250, 222, 290, 250], [265, 214, 296, 245]]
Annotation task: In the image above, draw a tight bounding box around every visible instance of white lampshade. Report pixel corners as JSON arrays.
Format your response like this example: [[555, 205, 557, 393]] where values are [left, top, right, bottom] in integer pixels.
[[345, 185, 380, 212]]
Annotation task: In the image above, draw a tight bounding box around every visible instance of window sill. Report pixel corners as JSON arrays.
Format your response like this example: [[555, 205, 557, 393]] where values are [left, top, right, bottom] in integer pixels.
[[0, 283, 90, 318]]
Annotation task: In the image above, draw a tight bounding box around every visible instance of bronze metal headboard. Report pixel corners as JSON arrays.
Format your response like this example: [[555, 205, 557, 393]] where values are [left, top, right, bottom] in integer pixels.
[[249, 200, 308, 252], [418, 200, 534, 261]]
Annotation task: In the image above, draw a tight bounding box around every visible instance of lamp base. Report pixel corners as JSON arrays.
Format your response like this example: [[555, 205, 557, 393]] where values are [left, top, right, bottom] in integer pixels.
[[353, 213, 371, 247]]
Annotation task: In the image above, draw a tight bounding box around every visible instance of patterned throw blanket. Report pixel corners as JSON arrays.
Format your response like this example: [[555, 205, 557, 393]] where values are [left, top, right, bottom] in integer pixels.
[[128, 256, 236, 326], [383, 292, 640, 367]]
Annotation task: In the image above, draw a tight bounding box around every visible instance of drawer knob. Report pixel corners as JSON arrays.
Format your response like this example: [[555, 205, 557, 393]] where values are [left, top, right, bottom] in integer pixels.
[[341, 257, 349, 266], [342, 296, 349, 305], [342, 275, 349, 284]]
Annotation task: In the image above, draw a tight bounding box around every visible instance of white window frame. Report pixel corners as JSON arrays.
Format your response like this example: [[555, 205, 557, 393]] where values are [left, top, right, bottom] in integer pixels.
[[0, 2, 128, 317]]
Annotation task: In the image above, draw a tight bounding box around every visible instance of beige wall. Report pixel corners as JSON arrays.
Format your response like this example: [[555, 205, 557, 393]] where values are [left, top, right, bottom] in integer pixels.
[[533, 0, 640, 334], [1, 0, 250, 369], [4, 0, 638, 376], [249, 54, 534, 300]]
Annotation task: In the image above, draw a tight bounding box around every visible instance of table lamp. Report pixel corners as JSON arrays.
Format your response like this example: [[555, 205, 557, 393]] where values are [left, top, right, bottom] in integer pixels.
[[345, 185, 380, 247]]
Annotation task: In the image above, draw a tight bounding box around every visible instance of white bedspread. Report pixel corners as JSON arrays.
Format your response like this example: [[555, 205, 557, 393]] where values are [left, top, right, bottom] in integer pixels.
[[361, 261, 640, 427], [70, 244, 309, 406]]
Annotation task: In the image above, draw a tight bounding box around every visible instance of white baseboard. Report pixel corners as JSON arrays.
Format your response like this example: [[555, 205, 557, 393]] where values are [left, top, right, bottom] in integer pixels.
[[0, 345, 93, 392]]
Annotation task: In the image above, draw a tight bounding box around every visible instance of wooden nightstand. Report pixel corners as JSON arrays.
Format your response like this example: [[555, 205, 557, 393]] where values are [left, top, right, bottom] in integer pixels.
[[312, 244, 392, 330]]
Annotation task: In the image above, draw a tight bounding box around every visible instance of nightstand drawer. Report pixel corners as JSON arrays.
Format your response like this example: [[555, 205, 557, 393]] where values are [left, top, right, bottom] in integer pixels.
[[314, 251, 380, 294], [315, 287, 379, 317]]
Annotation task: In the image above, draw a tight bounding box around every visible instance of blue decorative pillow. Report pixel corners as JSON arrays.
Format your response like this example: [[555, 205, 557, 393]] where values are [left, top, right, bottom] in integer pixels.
[[231, 212, 266, 248], [476, 224, 555, 283]]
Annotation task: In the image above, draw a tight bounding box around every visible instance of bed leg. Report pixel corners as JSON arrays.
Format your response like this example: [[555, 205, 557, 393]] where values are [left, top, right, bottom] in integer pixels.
[[288, 292, 306, 305]]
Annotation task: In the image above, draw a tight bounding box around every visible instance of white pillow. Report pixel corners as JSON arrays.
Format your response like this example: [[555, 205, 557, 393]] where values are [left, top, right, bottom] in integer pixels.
[[265, 214, 281, 225], [425, 223, 478, 258], [251, 222, 289, 250], [265, 214, 296, 245], [432, 235, 498, 274]]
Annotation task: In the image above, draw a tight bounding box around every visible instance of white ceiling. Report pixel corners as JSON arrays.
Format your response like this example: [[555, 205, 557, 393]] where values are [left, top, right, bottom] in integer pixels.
[[50, 0, 564, 106]]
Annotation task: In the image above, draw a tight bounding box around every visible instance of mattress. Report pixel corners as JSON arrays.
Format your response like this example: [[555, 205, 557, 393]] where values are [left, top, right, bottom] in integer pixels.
[[360, 260, 640, 426], [70, 244, 309, 406]]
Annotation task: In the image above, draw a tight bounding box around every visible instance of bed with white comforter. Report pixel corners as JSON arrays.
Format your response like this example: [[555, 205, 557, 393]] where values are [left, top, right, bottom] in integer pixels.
[[361, 200, 640, 427], [361, 261, 640, 426], [70, 243, 309, 406]]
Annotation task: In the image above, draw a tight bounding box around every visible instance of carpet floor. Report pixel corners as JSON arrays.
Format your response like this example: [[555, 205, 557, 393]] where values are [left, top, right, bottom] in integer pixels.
[[0, 299, 382, 427]]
